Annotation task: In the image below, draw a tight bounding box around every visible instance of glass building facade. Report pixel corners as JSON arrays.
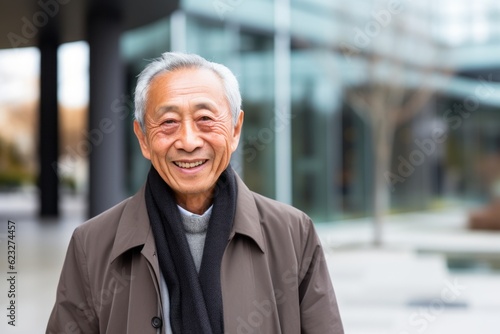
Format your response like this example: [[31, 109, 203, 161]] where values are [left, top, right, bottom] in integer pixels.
[[118, 0, 500, 223]]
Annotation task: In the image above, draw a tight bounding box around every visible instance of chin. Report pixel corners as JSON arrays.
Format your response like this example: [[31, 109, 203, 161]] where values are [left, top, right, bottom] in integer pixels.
[[178, 184, 212, 195]]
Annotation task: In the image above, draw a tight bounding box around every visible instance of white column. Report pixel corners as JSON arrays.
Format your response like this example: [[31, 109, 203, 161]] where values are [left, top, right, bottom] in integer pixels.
[[170, 10, 187, 52], [274, 0, 292, 204]]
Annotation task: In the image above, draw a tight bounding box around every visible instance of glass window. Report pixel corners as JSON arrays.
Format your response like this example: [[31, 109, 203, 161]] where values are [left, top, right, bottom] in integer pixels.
[[290, 50, 344, 221], [182, 0, 274, 30], [185, 17, 234, 63], [238, 32, 275, 198]]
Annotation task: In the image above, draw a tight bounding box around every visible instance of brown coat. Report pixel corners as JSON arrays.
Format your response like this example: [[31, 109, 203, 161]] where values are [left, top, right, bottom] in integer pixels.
[[47, 175, 344, 334]]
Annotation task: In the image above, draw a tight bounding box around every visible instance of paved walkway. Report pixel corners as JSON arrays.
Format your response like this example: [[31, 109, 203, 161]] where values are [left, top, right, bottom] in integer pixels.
[[0, 191, 83, 333], [318, 209, 500, 334], [0, 191, 499, 333]]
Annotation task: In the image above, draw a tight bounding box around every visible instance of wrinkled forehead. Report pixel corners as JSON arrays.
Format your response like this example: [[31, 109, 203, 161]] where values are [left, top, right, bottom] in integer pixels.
[[145, 67, 230, 112]]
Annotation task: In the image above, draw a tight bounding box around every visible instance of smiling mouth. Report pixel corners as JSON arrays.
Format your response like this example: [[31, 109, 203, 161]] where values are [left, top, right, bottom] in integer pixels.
[[173, 160, 207, 169]]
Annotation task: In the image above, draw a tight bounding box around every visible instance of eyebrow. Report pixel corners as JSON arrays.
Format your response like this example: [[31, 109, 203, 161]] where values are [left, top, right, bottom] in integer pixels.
[[155, 101, 218, 116], [193, 101, 217, 111], [155, 105, 179, 116]]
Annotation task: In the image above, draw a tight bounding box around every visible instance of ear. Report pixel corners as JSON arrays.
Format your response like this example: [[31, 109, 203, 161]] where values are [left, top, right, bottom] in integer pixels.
[[133, 120, 151, 160], [231, 110, 244, 152]]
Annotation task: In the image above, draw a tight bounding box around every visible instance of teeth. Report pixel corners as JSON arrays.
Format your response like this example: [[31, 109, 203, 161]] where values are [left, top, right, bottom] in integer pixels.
[[175, 160, 205, 169]]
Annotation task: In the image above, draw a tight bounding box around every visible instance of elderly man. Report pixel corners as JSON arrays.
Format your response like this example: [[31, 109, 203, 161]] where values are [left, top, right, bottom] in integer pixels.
[[47, 52, 344, 334]]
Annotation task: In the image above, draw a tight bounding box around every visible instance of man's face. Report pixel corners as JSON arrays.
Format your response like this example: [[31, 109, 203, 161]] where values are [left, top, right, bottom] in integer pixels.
[[134, 67, 243, 209]]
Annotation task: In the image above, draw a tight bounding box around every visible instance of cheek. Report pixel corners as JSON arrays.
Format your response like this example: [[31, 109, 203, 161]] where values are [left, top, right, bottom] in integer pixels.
[[208, 128, 234, 154], [148, 132, 175, 154], [210, 123, 233, 141]]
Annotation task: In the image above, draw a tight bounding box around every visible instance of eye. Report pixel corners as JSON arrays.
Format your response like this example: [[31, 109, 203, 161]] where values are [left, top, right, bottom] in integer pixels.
[[163, 119, 177, 125], [199, 116, 213, 122]]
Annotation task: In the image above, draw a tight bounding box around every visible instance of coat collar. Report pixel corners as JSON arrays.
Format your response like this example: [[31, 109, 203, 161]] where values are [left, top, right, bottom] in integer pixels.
[[232, 174, 266, 253], [110, 185, 154, 264], [110, 172, 265, 263]]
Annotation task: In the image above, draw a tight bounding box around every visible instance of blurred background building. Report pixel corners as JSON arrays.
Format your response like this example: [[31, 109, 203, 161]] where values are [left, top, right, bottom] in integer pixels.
[[0, 0, 500, 333]]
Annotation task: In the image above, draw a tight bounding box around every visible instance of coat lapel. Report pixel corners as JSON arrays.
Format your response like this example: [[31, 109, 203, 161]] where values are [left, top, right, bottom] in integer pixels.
[[108, 186, 163, 332], [221, 174, 282, 333], [231, 174, 266, 253]]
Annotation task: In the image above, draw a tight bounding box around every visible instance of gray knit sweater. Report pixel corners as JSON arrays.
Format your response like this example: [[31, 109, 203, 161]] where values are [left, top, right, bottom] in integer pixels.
[[178, 204, 212, 273]]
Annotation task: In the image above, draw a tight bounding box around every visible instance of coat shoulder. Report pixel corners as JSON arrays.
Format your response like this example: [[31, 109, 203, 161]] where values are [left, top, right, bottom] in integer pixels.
[[250, 191, 314, 236], [251, 191, 310, 221], [73, 196, 131, 244]]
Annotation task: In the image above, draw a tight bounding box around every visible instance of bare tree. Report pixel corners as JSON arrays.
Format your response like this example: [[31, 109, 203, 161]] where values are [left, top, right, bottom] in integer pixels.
[[339, 6, 453, 246]]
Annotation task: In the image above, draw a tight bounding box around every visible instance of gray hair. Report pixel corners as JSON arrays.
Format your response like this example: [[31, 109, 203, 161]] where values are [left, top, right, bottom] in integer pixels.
[[134, 52, 242, 132]]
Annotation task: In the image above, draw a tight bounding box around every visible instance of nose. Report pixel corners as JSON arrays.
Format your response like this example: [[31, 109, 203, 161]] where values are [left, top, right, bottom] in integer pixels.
[[174, 120, 203, 152]]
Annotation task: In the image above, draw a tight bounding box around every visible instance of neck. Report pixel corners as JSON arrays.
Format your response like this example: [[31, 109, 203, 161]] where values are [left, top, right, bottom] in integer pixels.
[[175, 192, 213, 215]]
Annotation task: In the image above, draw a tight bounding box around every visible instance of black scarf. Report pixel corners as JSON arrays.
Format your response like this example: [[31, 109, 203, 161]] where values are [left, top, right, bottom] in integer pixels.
[[145, 165, 237, 334]]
